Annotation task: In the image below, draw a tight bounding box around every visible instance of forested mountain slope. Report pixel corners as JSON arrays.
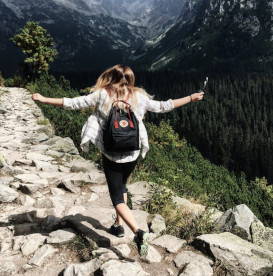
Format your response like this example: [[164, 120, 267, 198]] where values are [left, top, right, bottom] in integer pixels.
[[132, 0, 273, 72]]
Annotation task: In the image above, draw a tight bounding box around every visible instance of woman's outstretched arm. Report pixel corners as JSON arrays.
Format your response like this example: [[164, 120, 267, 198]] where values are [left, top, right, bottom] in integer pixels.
[[144, 91, 205, 113], [32, 90, 100, 110], [172, 91, 205, 108], [32, 93, 63, 106]]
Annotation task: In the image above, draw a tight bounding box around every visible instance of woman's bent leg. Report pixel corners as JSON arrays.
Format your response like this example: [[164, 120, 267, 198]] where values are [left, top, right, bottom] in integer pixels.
[[115, 192, 127, 225], [114, 202, 138, 233], [102, 155, 138, 233]]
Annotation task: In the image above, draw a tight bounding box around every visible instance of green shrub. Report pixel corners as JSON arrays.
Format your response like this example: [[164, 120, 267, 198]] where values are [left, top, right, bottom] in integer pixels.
[[144, 182, 215, 241], [4, 75, 26, 87]]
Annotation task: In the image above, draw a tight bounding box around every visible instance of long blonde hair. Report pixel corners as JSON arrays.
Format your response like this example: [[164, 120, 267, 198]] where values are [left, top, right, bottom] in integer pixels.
[[90, 64, 152, 112]]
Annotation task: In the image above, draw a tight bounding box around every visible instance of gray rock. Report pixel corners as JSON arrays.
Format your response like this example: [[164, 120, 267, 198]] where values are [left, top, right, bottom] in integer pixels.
[[174, 251, 213, 276], [58, 165, 71, 172], [68, 159, 97, 173], [0, 183, 19, 202], [0, 261, 17, 276], [100, 259, 149, 276], [46, 149, 65, 158], [48, 137, 79, 155], [0, 108, 7, 114], [90, 185, 109, 194], [15, 173, 41, 183], [178, 261, 213, 276], [58, 179, 81, 193], [63, 258, 102, 276], [13, 235, 25, 251], [28, 244, 58, 266], [19, 183, 40, 194], [34, 198, 54, 208], [26, 152, 54, 162], [89, 192, 99, 201], [32, 132, 49, 143], [251, 220, 273, 252], [47, 229, 76, 244], [0, 227, 13, 253], [19, 194, 35, 206], [87, 171, 106, 185], [206, 207, 224, 223], [193, 232, 273, 276], [33, 160, 59, 172], [13, 158, 33, 166], [113, 244, 131, 258], [172, 196, 206, 217], [92, 247, 119, 262], [148, 214, 166, 234], [127, 181, 152, 210], [167, 268, 174, 276], [21, 233, 47, 256], [150, 234, 187, 253], [50, 187, 66, 196], [140, 245, 162, 263], [215, 204, 259, 240], [174, 250, 213, 268], [0, 176, 14, 185]]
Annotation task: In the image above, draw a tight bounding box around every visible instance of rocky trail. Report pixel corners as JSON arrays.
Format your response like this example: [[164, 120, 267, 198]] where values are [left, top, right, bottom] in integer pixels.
[[0, 87, 273, 276]]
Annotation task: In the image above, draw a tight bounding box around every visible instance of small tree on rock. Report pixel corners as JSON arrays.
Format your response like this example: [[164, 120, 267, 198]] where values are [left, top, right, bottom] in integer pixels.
[[11, 21, 58, 79]]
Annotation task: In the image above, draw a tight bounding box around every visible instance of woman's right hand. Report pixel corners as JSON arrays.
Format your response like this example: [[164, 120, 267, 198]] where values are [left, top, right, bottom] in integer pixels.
[[32, 93, 45, 103], [191, 91, 205, 102]]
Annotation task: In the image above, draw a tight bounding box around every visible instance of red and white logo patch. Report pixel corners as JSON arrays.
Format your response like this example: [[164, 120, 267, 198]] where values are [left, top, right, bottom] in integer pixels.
[[119, 120, 128, 128]]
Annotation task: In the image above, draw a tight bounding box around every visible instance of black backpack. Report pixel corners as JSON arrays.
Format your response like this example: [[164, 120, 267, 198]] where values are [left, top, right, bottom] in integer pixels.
[[103, 100, 140, 152]]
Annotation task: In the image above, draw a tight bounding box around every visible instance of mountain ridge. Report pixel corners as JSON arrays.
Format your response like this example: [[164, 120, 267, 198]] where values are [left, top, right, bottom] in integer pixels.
[[132, 0, 273, 72]]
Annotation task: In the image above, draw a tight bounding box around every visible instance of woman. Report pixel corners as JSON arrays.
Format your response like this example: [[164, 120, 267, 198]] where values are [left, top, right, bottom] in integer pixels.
[[32, 64, 204, 256]]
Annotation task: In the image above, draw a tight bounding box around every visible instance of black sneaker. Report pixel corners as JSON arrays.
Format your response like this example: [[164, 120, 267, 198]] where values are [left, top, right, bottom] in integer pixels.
[[109, 223, 125, 237], [133, 229, 149, 256]]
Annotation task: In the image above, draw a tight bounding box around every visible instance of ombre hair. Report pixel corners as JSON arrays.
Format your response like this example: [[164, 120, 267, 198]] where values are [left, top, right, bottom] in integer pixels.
[[90, 64, 152, 111]]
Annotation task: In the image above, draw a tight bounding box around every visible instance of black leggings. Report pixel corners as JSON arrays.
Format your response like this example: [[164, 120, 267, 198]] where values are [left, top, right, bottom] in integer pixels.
[[102, 154, 138, 207]]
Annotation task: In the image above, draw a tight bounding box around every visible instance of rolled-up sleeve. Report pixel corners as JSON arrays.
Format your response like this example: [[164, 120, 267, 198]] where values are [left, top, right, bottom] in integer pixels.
[[63, 90, 100, 110], [145, 97, 174, 113]]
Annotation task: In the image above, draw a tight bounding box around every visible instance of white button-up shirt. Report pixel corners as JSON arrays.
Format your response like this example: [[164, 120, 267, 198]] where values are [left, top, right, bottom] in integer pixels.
[[63, 88, 174, 163]]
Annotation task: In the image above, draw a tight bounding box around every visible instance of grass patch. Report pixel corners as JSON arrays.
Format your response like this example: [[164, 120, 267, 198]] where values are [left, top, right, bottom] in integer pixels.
[[37, 118, 50, 125], [144, 182, 216, 241], [66, 234, 97, 262]]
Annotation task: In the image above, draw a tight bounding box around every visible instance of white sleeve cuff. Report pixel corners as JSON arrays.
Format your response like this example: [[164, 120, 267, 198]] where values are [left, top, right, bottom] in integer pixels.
[[63, 97, 72, 110]]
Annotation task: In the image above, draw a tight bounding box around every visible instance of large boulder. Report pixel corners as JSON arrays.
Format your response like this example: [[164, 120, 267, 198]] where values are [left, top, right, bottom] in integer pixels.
[[215, 204, 260, 241], [193, 232, 273, 276], [174, 251, 213, 276], [150, 234, 186, 253]]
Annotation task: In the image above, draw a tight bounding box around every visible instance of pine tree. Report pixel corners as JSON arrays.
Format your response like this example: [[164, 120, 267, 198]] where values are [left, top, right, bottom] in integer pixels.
[[11, 21, 58, 79]]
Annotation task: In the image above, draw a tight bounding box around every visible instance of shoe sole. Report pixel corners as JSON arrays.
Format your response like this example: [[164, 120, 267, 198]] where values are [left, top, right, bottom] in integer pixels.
[[139, 232, 149, 256]]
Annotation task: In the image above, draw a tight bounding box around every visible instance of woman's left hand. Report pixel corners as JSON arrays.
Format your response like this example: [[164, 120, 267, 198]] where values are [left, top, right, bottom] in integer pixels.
[[191, 91, 205, 102]]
